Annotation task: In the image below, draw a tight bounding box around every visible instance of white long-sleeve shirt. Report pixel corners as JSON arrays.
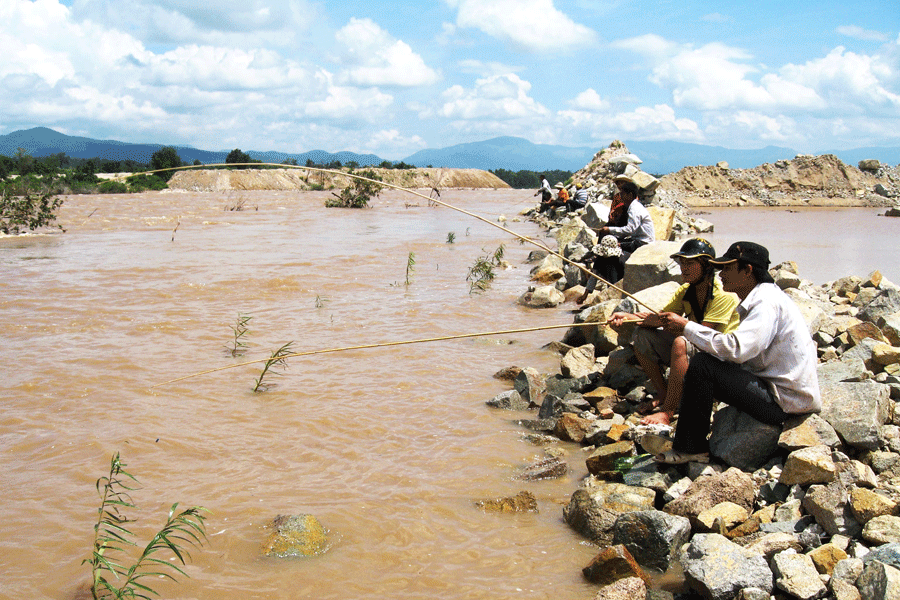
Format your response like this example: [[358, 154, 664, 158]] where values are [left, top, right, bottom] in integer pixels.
[[683, 282, 821, 414], [606, 200, 655, 245]]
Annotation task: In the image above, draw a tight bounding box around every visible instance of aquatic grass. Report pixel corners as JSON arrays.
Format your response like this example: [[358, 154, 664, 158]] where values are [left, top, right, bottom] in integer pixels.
[[85, 453, 207, 600], [405, 252, 416, 285], [227, 313, 252, 357], [446, 232, 456, 244], [314, 295, 328, 309], [466, 244, 506, 294], [253, 341, 295, 392]]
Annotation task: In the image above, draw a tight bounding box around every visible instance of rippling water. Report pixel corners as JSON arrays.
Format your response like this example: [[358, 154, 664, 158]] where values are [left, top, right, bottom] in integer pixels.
[[1, 189, 602, 600]]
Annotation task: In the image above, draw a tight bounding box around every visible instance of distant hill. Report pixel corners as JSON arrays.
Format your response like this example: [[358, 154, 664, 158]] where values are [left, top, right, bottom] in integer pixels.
[[2, 127, 898, 175], [0, 127, 387, 167]]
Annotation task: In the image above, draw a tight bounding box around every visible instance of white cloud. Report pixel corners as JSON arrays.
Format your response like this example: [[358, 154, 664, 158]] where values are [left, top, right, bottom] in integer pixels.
[[303, 71, 394, 121], [836, 25, 889, 42], [435, 73, 549, 120], [704, 111, 797, 144], [568, 88, 609, 111], [458, 59, 523, 76], [445, 0, 596, 52], [335, 18, 439, 87], [558, 103, 703, 143]]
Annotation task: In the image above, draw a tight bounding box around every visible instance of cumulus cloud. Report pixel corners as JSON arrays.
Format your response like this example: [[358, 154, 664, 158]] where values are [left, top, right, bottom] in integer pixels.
[[335, 18, 440, 87], [445, 0, 596, 52], [558, 103, 703, 143], [568, 88, 609, 111], [435, 73, 549, 120], [303, 71, 394, 121]]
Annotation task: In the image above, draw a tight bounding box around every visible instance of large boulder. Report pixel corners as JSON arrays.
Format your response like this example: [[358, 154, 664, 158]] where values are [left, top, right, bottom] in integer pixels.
[[647, 206, 675, 240], [709, 406, 782, 470], [563, 483, 655, 543], [820, 381, 891, 450], [612, 509, 692, 573], [622, 241, 682, 294]]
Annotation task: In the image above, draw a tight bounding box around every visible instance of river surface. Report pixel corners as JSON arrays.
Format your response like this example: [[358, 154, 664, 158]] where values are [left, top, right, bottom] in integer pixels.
[[1, 190, 894, 600]]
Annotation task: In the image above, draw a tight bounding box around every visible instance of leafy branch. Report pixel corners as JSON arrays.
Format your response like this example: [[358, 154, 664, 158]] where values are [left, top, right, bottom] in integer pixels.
[[466, 244, 506, 294], [253, 341, 295, 392], [85, 453, 208, 600], [227, 313, 252, 357]]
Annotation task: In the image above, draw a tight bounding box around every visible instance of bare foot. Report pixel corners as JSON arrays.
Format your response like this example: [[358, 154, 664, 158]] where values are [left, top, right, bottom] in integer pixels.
[[640, 411, 673, 426]]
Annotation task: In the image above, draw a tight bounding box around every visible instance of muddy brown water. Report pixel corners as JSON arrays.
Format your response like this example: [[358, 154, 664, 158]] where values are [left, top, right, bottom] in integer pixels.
[[1, 191, 892, 599]]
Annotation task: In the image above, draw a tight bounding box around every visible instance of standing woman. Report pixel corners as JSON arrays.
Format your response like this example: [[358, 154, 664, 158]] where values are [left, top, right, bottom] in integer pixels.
[[578, 176, 654, 302], [609, 239, 740, 426]]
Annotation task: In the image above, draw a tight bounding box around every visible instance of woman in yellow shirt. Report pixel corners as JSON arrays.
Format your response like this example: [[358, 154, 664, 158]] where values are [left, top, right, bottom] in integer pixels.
[[609, 238, 740, 426]]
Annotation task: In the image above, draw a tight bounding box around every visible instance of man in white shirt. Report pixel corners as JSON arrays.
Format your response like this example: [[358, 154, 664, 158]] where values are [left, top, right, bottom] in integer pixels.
[[654, 241, 821, 464]]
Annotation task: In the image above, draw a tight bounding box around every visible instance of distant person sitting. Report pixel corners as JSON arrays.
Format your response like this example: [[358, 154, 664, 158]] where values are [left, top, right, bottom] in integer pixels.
[[608, 238, 740, 426], [654, 241, 821, 464], [568, 183, 590, 212], [578, 177, 654, 302]]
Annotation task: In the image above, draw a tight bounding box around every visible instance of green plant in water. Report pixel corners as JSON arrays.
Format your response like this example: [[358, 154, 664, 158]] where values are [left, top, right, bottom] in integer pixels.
[[85, 452, 207, 600], [466, 244, 506, 294], [446, 232, 455, 244], [227, 313, 252, 357], [253, 341, 295, 392], [405, 252, 416, 285], [314, 294, 328, 309], [324, 169, 383, 208]]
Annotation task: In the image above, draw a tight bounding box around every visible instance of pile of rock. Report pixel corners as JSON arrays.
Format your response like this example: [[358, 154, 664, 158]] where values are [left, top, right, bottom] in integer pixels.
[[492, 228, 900, 598]]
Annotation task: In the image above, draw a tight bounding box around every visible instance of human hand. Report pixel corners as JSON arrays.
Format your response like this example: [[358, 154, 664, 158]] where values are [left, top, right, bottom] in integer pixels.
[[659, 312, 688, 334]]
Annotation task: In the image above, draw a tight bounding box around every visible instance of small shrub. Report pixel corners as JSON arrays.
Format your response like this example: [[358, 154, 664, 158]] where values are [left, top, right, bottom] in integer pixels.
[[325, 170, 382, 208], [0, 186, 65, 234], [98, 181, 128, 194], [125, 174, 168, 192]]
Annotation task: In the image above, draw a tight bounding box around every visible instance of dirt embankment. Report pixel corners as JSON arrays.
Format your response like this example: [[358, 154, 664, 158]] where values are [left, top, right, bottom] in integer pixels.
[[167, 167, 510, 192], [659, 154, 900, 208]]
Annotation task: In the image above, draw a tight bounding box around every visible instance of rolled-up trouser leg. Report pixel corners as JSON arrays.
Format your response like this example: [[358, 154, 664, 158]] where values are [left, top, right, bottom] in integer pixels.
[[673, 352, 787, 454]]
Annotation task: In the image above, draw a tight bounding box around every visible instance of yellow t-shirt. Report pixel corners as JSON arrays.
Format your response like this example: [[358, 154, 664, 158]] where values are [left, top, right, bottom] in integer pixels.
[[663, 277, 740, 333]]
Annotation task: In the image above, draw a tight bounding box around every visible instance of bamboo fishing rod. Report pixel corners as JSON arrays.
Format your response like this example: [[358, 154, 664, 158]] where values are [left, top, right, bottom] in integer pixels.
[[113, 163, 659, 314], [151, 318, 645, 388]]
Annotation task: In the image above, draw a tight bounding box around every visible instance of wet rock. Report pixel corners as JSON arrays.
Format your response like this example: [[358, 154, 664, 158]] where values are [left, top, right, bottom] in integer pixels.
[[486, 389, 530, 410], [585, 440, 635, 477], [680, 533, 773, 600], [582, 544, 651, 586], [513, 367, 546, 406], [563, 483, 656, 543], [492, 365, 522, 381], [554, 412, 594, 443], [517, 456, 567, 481], [262, 514, 328, 558], [709, 406, 782, 470], [519, 284, 565, 308], [772, 550, 828, 600], [475, 490, 538, 513]]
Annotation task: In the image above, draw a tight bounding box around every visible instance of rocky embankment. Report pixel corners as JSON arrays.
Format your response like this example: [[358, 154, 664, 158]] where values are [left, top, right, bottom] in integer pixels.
[[167, 167, 510, 192], [486, 207, 900, 598]]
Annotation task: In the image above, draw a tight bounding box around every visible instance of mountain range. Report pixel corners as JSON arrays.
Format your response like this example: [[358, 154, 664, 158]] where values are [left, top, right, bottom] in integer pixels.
[[2, 127, 899, 175]]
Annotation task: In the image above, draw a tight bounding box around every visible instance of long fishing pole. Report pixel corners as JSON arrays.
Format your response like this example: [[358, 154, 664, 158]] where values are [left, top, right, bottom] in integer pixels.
[[113, 163, 659, 313], [151, 318, 645, 388]]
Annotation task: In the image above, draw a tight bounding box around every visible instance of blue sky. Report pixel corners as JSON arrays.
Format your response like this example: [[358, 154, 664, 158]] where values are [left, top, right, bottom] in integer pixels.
[[1, 0, 898, 159]]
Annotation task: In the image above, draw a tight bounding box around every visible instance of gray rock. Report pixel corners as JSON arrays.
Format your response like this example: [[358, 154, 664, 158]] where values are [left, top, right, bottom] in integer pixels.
[[486, 390, 530, 410], [663, 467, 756, 521], [561, 344, 596, 379], [680, 534, 773, 600], [592, 576, 648, 600], [858, 289, 900, 325], [803, 481, 863, 538], [878, 311, 900, 347], [622, 455, 677, 494], [864, 543, 900, 570], [859, 159, 881, 172], [622, 242, 682, 294], [612, 510, 692, 573], [709, 406, 782, 470], [820, 381, 890, 450], [772, 550, 828, 600], [514, 367, 546, 406], [862, 515, 900, 545], [780, 413, 843, 450], [582, 202, 610, 229], [818, 357, 870, 384], [563, 483, 656, 543], [856, 560, 900, 600]]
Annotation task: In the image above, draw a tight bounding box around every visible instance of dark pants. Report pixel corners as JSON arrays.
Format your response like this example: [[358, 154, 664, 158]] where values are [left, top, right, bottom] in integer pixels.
[[589, 239, 645, 286], [673, 353, 788, 454]]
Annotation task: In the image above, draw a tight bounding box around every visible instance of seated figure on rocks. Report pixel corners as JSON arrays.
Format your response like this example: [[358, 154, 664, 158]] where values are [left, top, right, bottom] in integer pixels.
[[654, 241, 821, 465], [577, 176, 655, 302], [609, 238, 740, 426]]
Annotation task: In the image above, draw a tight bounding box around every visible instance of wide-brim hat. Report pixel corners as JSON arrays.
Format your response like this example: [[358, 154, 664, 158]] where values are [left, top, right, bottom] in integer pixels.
[[554, 183, 565, 189], [593, 235, 622, 258]]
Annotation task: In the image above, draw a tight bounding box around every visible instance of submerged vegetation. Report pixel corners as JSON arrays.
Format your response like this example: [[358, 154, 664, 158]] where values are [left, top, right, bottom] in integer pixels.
[[227, 313, 252, 357], [467, 244, 506, 294], [253, 341, 295, 392], [85, 453, 207, 600], [325, 169, 383, 208]]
